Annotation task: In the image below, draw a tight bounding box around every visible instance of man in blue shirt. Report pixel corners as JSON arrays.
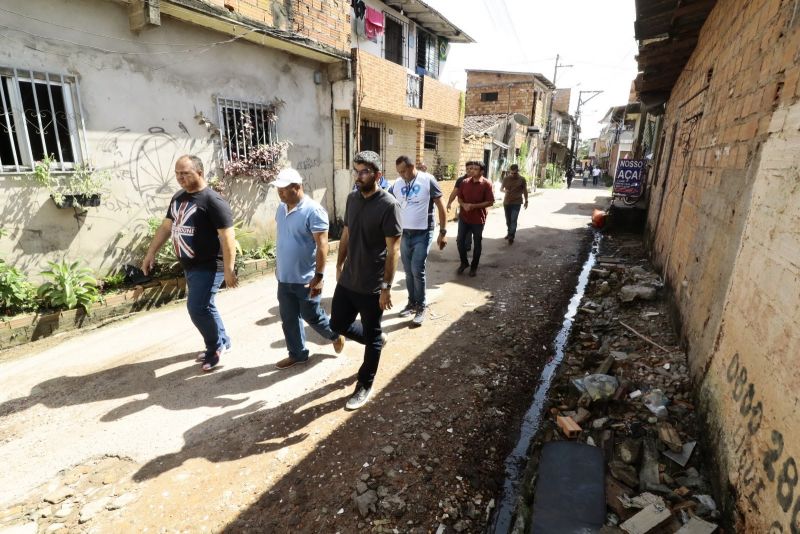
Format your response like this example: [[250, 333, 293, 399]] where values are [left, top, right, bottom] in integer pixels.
[[273, 168, 345, 369]]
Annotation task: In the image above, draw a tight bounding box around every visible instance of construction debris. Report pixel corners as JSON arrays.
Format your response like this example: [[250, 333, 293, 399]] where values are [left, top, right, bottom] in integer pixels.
[[533, 234, 720, 533]]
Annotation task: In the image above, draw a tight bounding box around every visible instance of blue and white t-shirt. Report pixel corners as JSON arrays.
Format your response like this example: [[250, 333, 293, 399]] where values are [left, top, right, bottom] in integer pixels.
[[389, 171, 442, 230]]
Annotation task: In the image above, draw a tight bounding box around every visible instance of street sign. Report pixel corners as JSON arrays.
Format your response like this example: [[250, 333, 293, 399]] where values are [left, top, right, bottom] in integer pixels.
[[613, 159, 646, 197]]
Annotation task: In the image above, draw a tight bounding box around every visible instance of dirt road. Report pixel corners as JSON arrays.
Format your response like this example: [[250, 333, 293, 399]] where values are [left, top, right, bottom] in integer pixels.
[[0, 185, 609, 533]]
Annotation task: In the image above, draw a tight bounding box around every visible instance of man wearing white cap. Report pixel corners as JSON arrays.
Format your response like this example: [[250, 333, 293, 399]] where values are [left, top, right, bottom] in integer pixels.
[[272, 168, 345, 369]]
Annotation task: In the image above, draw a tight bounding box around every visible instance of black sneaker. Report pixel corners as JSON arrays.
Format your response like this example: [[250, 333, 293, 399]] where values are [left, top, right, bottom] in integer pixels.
[[469, 269, 477, 277], [457, 263, 469, 274], [345, 383, 372, 410], [411, 305, 427, 327], [399, 302, 416, 318]]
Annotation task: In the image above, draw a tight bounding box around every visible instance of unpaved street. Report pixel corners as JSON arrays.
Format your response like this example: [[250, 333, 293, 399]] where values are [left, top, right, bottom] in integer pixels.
[[0, 185, 609, 533]]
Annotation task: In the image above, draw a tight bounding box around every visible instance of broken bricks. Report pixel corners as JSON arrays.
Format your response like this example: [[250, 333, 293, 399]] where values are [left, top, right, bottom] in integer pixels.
[[523, 236, 719, 533]]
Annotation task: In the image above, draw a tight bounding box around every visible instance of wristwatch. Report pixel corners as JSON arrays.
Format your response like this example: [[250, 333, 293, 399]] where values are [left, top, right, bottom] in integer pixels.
[[439, 229, 447, 236], [315, 271, 324, 278], [380, 281, 391, 290]]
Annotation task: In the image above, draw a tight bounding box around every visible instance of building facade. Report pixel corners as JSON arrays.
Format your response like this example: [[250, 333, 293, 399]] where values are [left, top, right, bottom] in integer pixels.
[[330, 0, 472, 204], [0, 0, 353, 277], [463, 70, 554, 181]]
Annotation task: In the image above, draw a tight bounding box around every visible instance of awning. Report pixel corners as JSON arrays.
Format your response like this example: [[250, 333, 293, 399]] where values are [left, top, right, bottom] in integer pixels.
[[382, 0, 474, 43], [634, 0, 717, 108]]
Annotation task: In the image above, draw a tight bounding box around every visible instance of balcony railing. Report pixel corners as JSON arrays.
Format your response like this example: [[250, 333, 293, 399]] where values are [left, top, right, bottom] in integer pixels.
[[407, 73, 422, 109]]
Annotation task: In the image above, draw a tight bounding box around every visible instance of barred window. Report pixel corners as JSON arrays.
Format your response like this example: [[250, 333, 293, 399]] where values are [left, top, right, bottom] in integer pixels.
[[0, 67, 86, 172], [216, 97, 277, 163], [424, 131, 438, 150]]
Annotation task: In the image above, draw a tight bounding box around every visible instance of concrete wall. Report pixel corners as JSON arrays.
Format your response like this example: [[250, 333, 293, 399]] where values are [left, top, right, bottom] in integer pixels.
[[0, 0, 347, 277], [644, 0, 800, 530]]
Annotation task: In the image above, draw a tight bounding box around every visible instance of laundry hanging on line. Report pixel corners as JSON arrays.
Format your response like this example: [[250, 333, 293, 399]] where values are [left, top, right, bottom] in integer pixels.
[[351, 0, 366, 20], [364, 6, 384, 42]]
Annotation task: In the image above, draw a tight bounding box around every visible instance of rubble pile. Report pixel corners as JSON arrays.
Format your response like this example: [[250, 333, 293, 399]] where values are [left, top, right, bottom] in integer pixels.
[[535, 234, 722, 534]]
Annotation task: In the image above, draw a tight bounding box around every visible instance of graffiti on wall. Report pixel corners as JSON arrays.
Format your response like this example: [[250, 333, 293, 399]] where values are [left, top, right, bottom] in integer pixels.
[[724, 352, 800, 533]]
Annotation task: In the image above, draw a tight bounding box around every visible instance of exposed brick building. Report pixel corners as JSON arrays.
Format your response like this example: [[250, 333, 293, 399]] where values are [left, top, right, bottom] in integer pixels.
[[634, 0, 800, 530], [463, 70, 555, 181]]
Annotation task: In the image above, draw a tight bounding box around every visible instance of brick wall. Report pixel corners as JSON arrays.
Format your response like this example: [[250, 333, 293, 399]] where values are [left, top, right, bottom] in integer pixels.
[[203, 0, 350, 53], [465, 71, 551, 122], [553, 88, 571, 113], [355, 50, 463, 128], [458, 136, 485, 178], [644, 0, 800, 530]]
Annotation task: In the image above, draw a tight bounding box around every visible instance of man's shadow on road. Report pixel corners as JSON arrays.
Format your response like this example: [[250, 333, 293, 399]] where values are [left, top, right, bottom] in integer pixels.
[[0, 352, 336, 423], [131, 376, 352, 482]]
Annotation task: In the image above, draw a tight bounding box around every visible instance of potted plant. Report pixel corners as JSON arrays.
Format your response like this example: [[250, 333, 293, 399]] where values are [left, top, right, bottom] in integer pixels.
[[34, 155, 111, 210]]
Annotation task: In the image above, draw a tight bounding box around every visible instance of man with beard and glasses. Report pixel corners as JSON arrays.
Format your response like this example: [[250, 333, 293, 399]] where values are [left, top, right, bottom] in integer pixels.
[[331, 151, 402, 410]]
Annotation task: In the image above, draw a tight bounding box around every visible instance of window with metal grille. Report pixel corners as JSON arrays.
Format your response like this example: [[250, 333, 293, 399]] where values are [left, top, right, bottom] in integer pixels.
[[0, 67, 86, 173], [480, 92, 498, 102], [423, 131, 438, 150], [216, 97, 277, 163], [416, 29, 439, 78], [383, 13, 406, 67]]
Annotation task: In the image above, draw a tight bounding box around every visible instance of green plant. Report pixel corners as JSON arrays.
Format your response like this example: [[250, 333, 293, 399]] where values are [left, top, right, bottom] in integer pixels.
[[34, 156, 111, 208], [233, 220, 252, 256], [0, 260, 37, 315], [146, 217, 181, 275], [245, 241, 276, 260], [37, 260, 100, 314], [101, 272, 126, 292]]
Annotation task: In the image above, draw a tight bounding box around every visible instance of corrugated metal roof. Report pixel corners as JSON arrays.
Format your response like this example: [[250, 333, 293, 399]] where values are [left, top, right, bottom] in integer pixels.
[[382, 0, 474, 43], [634, 0, 717, 108], [463, 114, 509, 136]]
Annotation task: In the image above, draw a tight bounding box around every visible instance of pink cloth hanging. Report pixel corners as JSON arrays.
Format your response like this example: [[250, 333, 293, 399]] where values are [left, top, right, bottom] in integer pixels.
[[364, 7, 384, 41]]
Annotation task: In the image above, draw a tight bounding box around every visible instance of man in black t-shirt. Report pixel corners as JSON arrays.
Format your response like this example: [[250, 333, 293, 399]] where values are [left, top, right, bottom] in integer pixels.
[[141, 155, 238, 372], [331, 150, 402, 410]]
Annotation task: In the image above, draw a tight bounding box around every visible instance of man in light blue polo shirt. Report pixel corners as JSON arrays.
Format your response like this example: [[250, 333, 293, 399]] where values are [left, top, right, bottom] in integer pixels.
[[273, 168, 345, 369]]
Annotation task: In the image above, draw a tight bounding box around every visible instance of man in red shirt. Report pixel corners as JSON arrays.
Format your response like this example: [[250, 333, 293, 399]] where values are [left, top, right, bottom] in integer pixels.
[[456, 161, 495, 277]]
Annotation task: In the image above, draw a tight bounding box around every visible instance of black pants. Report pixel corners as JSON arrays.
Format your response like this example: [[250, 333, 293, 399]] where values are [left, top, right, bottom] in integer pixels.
[[330, 284, 384, 388], [457, 219, 485, 269]]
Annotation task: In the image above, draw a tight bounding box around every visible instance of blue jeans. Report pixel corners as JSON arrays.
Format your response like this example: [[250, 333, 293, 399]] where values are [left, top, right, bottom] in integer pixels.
[[330, 284, 383, 388], [504, 203, 522, 238], [457, 219, 484, 269], [277, 282, 338, 361], [400, 229, 434, 307], [185, 269, 230, 356]]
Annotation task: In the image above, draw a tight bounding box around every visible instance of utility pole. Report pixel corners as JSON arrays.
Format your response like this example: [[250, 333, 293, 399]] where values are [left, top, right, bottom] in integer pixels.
[[571, 90, 603, 168], [543, 54, 572, 182]]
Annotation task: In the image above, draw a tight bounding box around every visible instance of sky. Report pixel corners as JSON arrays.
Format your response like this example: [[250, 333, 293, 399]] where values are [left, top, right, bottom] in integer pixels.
[[423, 0, 639, 138]]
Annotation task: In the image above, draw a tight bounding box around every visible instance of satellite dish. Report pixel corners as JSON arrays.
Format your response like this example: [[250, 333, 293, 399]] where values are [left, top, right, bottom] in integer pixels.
[[513, 113, 530, 126]]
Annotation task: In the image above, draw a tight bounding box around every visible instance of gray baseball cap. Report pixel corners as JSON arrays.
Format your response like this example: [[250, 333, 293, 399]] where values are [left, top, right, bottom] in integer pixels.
[[353, 150, 382, 173]]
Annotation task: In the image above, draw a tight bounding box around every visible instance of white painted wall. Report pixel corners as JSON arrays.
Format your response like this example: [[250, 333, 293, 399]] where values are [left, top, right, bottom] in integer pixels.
[[0, 0, 349, 277]]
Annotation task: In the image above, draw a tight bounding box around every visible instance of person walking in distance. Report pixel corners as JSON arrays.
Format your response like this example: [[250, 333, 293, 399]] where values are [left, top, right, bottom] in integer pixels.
[[565, 166, 575, 189], [592, 165, 602, 186], [583, 165, 590, 187], [500, 164, 528, 244], [272, 168, 346, 370], [142, 155, 237, 372], [390, 156, 447, 326], [456, 160, 494, 277], [331, 151, 402, 410]]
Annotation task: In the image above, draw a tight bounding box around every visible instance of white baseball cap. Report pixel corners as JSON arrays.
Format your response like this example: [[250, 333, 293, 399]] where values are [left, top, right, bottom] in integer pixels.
[[272, 168, 303, 187]]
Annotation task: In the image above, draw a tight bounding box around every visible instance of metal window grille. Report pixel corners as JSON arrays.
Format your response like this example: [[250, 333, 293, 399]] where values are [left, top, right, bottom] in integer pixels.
[[407, 73, 423, 109], [359, 120, 386, 171], [415, 29, 439, 78], [382, 12, 408, 68], [424, 131, 438, 150], [0, 67, 86, 173], [216, 97, 277, 163], [341, 118, 350, 169]]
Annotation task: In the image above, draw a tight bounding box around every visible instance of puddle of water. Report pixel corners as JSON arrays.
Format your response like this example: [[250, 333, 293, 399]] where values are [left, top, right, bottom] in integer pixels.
[[488, 231, 602, 533]]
